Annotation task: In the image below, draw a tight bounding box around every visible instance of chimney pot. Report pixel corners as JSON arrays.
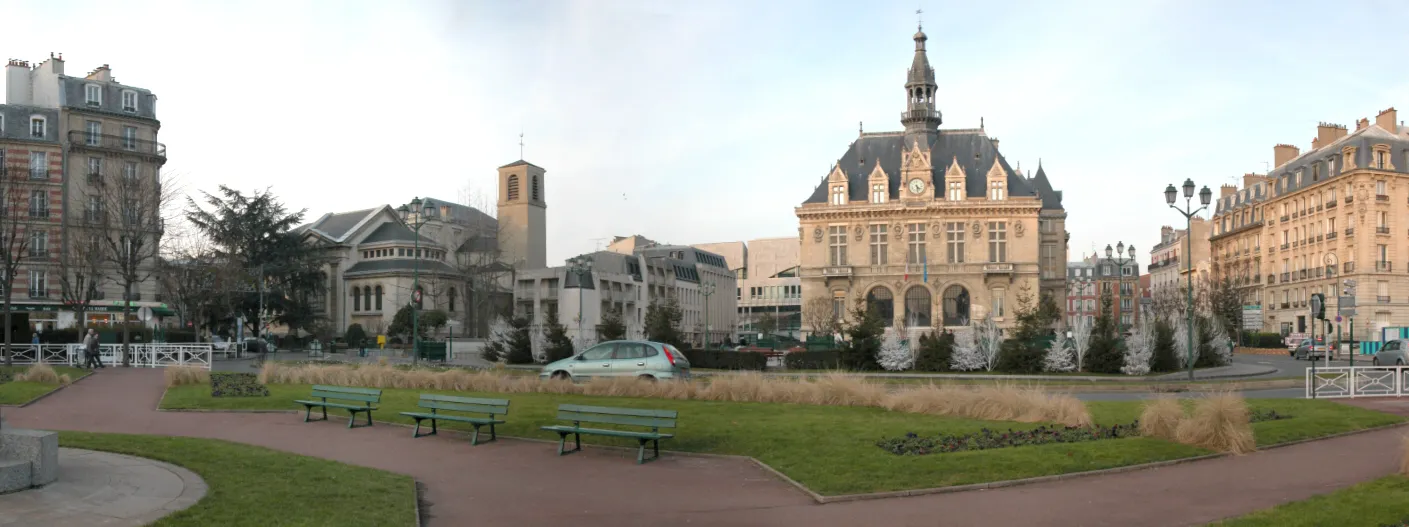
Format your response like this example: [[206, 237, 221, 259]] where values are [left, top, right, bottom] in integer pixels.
[[1273, 144, 1300, 168], [1376, 107, 1398, 132]]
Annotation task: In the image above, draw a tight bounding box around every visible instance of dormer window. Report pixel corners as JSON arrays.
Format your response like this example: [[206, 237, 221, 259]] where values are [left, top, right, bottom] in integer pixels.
[[121, 90, 138, 112], [0, 115, 4, 134], [830, 185, 846, 205], [871, 183, 886, 203], [85, 84, 101, 106], [29, 117, 45, 139], [989, 180, 1005, 200], [944, 181, 960, 200]]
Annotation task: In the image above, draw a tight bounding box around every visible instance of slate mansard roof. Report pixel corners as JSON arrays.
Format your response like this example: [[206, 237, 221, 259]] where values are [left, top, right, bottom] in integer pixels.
[[802, 130, 1063, 209]]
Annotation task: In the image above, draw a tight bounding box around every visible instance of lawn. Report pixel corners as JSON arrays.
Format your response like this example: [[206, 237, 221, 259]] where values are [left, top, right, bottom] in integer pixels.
[[161, 383, 1402, 496], [1214, 475, 1409, 526], [0, 365, 87, 405], [59, 431, 417, 527]]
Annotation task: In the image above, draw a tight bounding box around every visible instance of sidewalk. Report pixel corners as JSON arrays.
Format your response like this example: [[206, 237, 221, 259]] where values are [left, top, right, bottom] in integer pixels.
[[8, 368, 1404, 526]]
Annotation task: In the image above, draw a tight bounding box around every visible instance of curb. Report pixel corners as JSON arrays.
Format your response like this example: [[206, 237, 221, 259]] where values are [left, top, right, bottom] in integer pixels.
[[1, 369, 96, 408], [414, 479, 426, 527]]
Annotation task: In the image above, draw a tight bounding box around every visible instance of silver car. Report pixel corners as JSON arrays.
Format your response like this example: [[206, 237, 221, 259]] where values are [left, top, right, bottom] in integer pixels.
[[1373, 339, 1409, 367], [539, 340, 691, 381]]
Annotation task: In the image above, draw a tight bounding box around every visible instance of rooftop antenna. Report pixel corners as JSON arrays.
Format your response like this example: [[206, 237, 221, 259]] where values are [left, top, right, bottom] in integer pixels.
[[591, 238, 610, 251], [519, 131, 524, 159]]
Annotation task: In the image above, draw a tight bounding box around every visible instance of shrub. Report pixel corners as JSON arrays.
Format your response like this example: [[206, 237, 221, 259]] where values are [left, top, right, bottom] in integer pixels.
[[878, 422, 1139, 455], [15, 364, 60, 384], [1150, 320, 1180, 372], [1175, 392, 1255, 454], [680, 349, 766, 370], [784, 350, 842, 370], [504, 317, 534, 364], [543, 318, 574, 363], [210, 372, 270, 397], [163, 330, 200, 343], [345, 324, 367, 348], [1240, 331, 1285, 349], [1138, 396, 1184, 440], [1085, 334, 1126, 374], [996, 339, 1045, 373], [913, 332, 953, 372], [165, 365, 211, 387]]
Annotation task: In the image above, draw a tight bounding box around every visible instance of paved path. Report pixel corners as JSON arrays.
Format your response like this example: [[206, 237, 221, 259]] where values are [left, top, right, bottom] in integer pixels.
[[0, 448, 206, 526], [7, 368, 1408, 526]]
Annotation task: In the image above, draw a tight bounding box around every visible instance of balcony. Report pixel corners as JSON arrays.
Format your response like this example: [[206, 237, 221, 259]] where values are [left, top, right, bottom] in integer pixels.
[[85, 172, 105, 186], [1379, 296, 1392, 304], [66, 130, 167, 161], [1317, 205, 1324, 212], [1254, 274, 1262, 283], [1281, 272, 1290, 282], [1377, 261, 1393, 272], [28, 208, 49, 218], [1377, 226, 1391, 235], [822, 266, 853, 277], [1280, 215, 1290, 222], [1345, 262, 1356, 273], [1327, 201, 1338, 209], [1346, 227, 1355, 237], [1267, 274, 1276, 284], [1377, 194, 1389, 202], [1346, 196, 1354, 204], [1328, 231, 1338, 240], [1315, 267, 1324, 278], [1281, 243, 1290, 250], [1299, 269, 1308, 280], [983, 263, 1015, 275], [1280, 303, 1290, 310], [1292, 211, 1300, 219], [123, 292, 142, 301]]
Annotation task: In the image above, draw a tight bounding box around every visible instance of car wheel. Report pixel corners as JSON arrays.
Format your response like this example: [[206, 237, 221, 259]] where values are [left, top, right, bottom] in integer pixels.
[[1373, 357, 1381, 366], [550, 371, 570, 381], [1398, 360, 1405, 367]]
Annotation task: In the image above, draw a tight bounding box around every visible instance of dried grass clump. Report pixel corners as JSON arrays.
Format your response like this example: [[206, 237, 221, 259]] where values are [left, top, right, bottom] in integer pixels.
[[1399, 435, 1409, 476], [878, 383, 1091, 427], [1138, 396, 1185, 441], [164, 365, 210, 387], [813, 373, 888, 407], [15, 363, 60, 384], [698, 372, 777, 403], [58, 373, 72, 385], [1174, 392, 1255, 454]]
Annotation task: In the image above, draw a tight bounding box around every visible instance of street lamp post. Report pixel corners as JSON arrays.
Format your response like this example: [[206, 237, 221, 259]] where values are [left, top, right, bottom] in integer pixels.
[[1104, 242, 1137, 333], [566, 257, 594, 346], [1165, 179, 1213, 381], [398, 197, 434, 365], [699, 281, 716, 349]]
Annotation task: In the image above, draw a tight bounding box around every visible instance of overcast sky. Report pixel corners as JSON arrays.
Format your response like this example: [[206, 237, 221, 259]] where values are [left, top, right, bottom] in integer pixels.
[[7, 0, 1409, 265]]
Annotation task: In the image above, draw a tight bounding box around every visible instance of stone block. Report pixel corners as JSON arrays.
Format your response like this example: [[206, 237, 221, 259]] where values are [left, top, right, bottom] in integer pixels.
[[0, 458, 31, 494], [0, 428, 59, 486]]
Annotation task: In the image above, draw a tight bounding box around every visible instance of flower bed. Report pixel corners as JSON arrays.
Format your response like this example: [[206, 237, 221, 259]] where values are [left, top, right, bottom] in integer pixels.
[[210, 373, 270, 397], [878, 409, 1292, 456]]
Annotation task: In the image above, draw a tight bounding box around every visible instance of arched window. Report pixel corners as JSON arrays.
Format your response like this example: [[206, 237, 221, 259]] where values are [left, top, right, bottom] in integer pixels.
[[448, 287, 457, 312], [865, 286, 894, 328], [507, 175, 520, 201], [904, 286, 932, 327], [532, 176, 540, 201], [353, 286, 362, 311], [362, 287, 371, 311], [942, 285, 970, 326], [374, 285, 383, 310]]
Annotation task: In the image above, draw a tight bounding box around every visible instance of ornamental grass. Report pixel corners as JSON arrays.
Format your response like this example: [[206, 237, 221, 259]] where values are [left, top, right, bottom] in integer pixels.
[[164, 365, 210, 387], [1174, 391, 1255, 454], [15, 363, 62, 384], [1138, 396, 1184, 441]]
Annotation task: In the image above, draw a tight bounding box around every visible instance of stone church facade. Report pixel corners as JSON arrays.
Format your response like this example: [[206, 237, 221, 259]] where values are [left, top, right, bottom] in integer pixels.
[[796, 26, 1067, 333]]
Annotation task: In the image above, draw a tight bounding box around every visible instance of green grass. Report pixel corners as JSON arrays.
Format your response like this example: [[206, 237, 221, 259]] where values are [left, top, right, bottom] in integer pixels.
[[59, 431, 417, 527], [161, 383, 1402, 496], [0, 365, 87, 405], [1214, 475, 1409, 526]]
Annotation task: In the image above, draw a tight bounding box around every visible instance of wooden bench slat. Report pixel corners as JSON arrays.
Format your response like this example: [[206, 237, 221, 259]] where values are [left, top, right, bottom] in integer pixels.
[[420, 394, 509, 406], [310, 391, 380, 404], [541, 425, 672, 440], [557, 411, 676, 429], [399, 412, 502, 425], [419, 401, 507, 415], [297, 400, 376, 411], [311, 385, 382, 396], [557, 404, 677, 419]]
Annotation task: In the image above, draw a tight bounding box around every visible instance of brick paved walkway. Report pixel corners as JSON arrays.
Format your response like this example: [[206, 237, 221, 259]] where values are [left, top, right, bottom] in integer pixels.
[[7, 368, 1407, 526]]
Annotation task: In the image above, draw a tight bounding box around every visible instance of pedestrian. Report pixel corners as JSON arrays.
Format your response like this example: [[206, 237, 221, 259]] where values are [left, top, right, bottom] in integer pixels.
[[30, 332, 39, 346], [83, 329, 104, 369]]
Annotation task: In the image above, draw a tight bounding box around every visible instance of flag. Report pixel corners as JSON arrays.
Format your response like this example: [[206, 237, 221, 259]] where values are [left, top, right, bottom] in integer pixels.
[[923, 251, 928, 283], [904, 261, 910, 281]]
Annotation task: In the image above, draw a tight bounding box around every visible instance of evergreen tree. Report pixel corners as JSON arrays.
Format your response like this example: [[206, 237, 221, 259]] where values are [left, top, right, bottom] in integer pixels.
[[913, 332, 953, 372], [482, 317, 512, 362], [504, 316, 535, 364], [1043, 329, 1074, 372], [543, 316, 575, 362], [1150, 319, 1180, 372], [841, 300, 883, 370], [597, 308, 627, 341], [1086, 291, 1125, 374], [344, 323, 367, 349], [644, 298, 684, 348], [877, 330, 912, 371]]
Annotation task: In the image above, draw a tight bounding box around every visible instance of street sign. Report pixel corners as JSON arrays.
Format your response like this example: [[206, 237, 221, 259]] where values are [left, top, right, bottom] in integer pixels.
[[1241, 305, 1263, 330], [1340, 296, 1357, 308], [1341, 308, 1358, 317], [413, 290, 423, 304], [137, 306, 153, 322], [1336, 315, 1343, 323]]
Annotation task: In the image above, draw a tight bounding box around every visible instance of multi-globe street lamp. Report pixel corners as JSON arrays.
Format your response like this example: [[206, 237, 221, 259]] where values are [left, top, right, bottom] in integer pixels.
[[1165, 179, 1213, 381], [699, 281, 716, 349], [566, 257, 594, 346], [397, 197, 435, 365], [1104, 242, 1136, 332]]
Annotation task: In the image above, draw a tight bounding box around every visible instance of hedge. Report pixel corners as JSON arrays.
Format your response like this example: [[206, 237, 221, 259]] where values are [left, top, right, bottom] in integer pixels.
[[1240, 331, 1286, 348], [783, 349, 843, 370], [681, 349, 767, 370]]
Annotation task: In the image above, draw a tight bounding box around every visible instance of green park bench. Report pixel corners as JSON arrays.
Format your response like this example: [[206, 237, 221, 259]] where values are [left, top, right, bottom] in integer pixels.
[[540, 404, 677, 464], [399, 394, 509, 445], [294, 385, 381, 428]]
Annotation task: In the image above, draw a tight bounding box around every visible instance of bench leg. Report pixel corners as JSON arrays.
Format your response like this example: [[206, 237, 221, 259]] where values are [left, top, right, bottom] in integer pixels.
[[471, 422, 497, 446], [366, 410, 375, 427], [430, 418, 437, 436], [302, 405, 328, 423], [556, 431, 583, 456], [637, 438, 662, 465], [347, 410, 358, 429]]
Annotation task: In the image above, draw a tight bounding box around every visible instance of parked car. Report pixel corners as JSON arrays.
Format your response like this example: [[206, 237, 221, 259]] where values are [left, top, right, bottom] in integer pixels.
[[539, 340, 690, 381], [241, 337, 277, 354], [1291, 337, 1329, 361], [1372, 339, 1409, 366]]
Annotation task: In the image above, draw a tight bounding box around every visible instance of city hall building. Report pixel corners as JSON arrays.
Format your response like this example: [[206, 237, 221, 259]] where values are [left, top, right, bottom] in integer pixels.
[[796, 26, 1067, 335]]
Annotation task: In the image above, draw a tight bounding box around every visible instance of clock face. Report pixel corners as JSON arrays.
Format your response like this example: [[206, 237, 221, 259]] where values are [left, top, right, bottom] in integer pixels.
[[908, 179, 926, 194]]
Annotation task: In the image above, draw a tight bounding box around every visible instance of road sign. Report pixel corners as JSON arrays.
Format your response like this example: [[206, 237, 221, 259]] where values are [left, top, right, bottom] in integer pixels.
[[1336, 315, 1343, 323], [412, 290, 423, 304], [1340, 296, 1357, 307], [1241, 305, 1263, 330], [137, 306, 153, 322], [1341, 308, 1358, 317]]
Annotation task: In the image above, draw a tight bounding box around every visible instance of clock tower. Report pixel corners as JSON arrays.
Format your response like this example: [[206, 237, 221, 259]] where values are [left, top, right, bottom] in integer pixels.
[[900, 138, 933, 200]]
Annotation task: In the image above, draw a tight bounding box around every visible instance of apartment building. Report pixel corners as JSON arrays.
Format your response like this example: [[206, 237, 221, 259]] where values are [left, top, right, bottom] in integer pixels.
[[1211, 108, 1409, 336], [3, 55, 167, 330], [1148, 218, 1210, 296], [693, 237, 802, 339], [1064, 258, 1097, 327]]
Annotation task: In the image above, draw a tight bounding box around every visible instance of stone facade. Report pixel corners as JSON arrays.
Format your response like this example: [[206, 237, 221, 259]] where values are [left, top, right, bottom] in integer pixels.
[[1149, 218, 1210, 296], [796, 26, 1066, 333]]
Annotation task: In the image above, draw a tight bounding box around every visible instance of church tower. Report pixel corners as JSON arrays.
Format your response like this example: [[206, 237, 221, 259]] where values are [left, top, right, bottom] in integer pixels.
[[901, 24, 941, 144], [496, 159, 547, 270]]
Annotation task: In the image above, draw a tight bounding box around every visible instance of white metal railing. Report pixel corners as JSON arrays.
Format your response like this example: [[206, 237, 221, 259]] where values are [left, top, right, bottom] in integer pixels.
[[3, 343, 213, 369], [1306, 366, 1409, 398]]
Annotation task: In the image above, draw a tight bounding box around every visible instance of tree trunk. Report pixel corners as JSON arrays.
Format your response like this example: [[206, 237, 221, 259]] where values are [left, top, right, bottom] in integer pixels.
[[2, 300, 11, 367], [121, 281, 132, 367]]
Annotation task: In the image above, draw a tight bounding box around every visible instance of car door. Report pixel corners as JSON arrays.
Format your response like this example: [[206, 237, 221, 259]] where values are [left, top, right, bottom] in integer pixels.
[[611, 342, 649, 377], [572, 343, 617, 379], [1382, 340, 1403, 365]]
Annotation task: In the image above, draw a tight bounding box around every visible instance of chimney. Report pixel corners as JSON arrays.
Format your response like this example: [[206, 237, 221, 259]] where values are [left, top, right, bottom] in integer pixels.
[[1242, 172, 1266, 190], [1160, 226, 1173, 243], [991, 138, 1000, 150], [1316, 122, 1347, 148], [1356, 117, 1370, 131], [1220, 184, 1237, 199], [85, 64, 111, 82], [5, 59, 31, 105], [1377, 107, 1398, 131], [1274, 144, 1300, 168]]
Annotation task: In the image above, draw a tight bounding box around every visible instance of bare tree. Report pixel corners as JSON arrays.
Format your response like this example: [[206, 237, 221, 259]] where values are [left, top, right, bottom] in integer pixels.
[[450, 189, 513, 338], [57, 218, 109, 335], [802, 296, 838, 338], [88, 157, 178, 366], [0, 152, 41, 365]]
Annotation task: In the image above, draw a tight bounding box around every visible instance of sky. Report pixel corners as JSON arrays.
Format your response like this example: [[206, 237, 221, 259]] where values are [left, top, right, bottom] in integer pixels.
[[6, 0, 1409, 266]]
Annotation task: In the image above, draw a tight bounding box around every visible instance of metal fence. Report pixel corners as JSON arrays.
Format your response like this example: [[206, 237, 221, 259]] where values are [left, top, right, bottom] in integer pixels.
[[1306, 366, 1409, 398], [6, 344, 213, 369]]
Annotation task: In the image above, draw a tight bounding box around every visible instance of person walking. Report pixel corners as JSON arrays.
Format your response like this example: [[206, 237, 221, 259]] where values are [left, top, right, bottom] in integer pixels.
[[83, 329, 104, 369]]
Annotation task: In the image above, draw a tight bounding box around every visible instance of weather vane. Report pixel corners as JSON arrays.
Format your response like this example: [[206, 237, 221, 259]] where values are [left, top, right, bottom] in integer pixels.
[[916, 8, 923, 29], [519, 131, 524, 159]]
